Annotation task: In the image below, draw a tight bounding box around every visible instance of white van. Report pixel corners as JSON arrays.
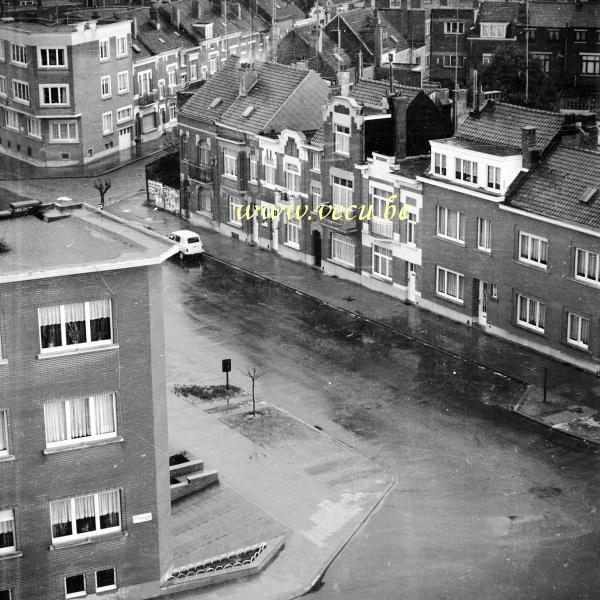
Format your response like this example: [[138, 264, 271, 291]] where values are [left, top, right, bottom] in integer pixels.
[[168, 230, 204, 259]]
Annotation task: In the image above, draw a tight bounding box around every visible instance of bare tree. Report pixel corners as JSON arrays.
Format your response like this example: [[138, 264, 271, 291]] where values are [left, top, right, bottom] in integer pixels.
[[242, 366, 266, 417], [93, 179, 112, 209]]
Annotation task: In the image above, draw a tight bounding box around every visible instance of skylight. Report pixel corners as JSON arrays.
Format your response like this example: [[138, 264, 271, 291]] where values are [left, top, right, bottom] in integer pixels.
[[579, 186, 598, 204], [132, 43, 141, 53], [242, 105, 255, 118], [158, 37, 165, 43], [390, 34, 398, 43], [209, 97, 223, 108]]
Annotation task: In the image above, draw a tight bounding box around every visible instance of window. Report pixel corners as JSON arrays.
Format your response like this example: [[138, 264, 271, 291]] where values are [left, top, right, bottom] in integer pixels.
[[12, 79, 29, 104], [334, 124, 350, 154], [482, 53, 493, 66], [116, 106, 132, 123], [50, 489, 121, 543], [39, 47, 66, 67], [38, 299, 112, 351], [491, 283, 498, 299], [138, 71, 151, 95], [487, 165, 500, 190], [548, 29, 560, 42], [99, 39, 110, 61], [526, 28, 536, 41], [50, 121, 77, 142], [263, 149, 276, 184], [228, 196, 241, 225], [455, 158, 478, 184], [167, 67, 176, 87], [10, 43, 27, 65], [0, 42, 4, 61], [444, 22, 464, 34], [532, 53, 550, 73], [437, 206, 464, 242], [517, 294, 545, 332], [223, 150, 237, 177], [284, 162, 300, 193], [65, 574, 86, 599], [5, 109, 19, 131], [311, 186, 321, 210], [574, 29, 587, 42], [443, 55, 465, 68], [27, 117, 41, 138], [575, 248, 600, 284], [0, 509, 15, 555], [117, 71, 129, 94], [40, 85, 69, 106], [0, 76, 5, 96], [332, 175, 353, 209], [0, 410, 8, 456], [209, 55, 217, 74], [96, 568, 117, 592], [436, 266, 464, 303], [100, 75, 111, 98], [311, 152, 321, 171], [250, 159, 257, 181], [331, 233, 355, 267], [581, 54, 600, 75], [102, 112, 113, 135], [44, 393, 116, 448], [567, 313, 589, 349], [407, 210, 417, 245], [480, 23, 506, 38], [477, 217, 491, 251], [434, 152, 446, 176], [189, 60, 198, 80], [285, 217, 301, 247], [519, 232, 548, 267], [373, 245, 392, 278], [116, 35, 127, 57]]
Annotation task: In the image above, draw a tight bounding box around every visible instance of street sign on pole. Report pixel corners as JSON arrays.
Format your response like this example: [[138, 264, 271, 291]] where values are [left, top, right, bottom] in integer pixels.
[[222, 359, 231, 390]]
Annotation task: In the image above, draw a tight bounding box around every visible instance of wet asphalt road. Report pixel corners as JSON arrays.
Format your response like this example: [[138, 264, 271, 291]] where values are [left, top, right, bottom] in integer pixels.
[[163, 257, 600, 600]]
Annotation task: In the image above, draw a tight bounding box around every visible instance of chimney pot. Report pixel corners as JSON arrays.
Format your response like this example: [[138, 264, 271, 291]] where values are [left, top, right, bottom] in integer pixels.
[[390, 94, 409, 160]]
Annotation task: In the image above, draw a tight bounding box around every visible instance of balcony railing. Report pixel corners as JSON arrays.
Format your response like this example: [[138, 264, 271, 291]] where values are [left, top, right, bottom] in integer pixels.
[[138, 90, 159, 107], [187, 162, 213, 183], [317, 204, 358, 232], [370, 218, 393, 239]]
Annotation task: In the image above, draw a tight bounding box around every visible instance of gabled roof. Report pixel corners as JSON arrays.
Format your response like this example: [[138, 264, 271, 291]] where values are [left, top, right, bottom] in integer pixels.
[[350, 79, 422, 109], [257, 0, 305, 21], [527, 1, 600, 28], [476, 2, 522, 24], [135, 10, 195, 59], [307, 126, 324, 147], [509, 146, 600, 230], [456, 101, 563, 153]]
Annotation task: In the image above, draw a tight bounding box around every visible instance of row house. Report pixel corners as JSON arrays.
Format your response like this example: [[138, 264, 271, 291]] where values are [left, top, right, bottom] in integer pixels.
[[469, 1, 600, 105], [0, 201, 176, 600], [417, 100, 600, 373], [0, 18, 134, 166]]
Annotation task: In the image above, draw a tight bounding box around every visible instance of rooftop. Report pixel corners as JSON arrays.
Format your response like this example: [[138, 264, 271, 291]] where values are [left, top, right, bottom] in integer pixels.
[[0, 201, 176, 284], [350, 79, 422, 109], [509, 145, 600, 230]]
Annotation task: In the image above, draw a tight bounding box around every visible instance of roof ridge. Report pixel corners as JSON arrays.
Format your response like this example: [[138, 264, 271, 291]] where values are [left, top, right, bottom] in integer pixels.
[[493, 101, 562, 118], [555, 144, 600, 158]]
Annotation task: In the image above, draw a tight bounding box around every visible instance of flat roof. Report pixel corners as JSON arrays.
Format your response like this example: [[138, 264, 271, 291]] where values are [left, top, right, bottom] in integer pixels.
[[0, 201, 177, 284], [431, 137, 520, 157]]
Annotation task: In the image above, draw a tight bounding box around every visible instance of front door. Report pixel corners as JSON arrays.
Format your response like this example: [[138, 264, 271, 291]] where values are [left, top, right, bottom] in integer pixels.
[[312, 230, 322, 268], [478, 280, 488, 326], [118, 126, 132, 151], [407, 262, 416, 303]]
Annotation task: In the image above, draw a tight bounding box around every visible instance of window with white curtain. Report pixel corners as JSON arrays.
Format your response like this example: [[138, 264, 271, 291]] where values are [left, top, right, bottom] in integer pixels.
[[50, 490, 121, 543], [44, 393, 117, 447], [0, 410, 8, 456], [38, 299, 112, 351], [436, 266, 464, 303], [0, 509, 15, 554]]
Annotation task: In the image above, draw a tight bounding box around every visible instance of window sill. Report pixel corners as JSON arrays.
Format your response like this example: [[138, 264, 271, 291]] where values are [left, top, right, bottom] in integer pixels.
[[566, 340, 589, 353], [228, 221, 243, 229], [0, 454, 15, 463], [515, 259, 548, 272], [96, 586, 118, 594], [328, 258, 355, 269], [436, 292, 464, 306], [516, 322, 545, 336], [284, 242, 300, 250], [49, 530, 127, 551], [571, 276, 600, 289], [0, 551, 22, 561], [371, 273, 393, 283], [43, 436, 124, 455], [436, 235, 465, 247], [37, 343, 119, 360], [222, 174, 238, 182]]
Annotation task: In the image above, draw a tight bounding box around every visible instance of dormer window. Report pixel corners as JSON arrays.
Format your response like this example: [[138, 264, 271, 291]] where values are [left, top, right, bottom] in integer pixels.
[[209, 97, 222, 108], [480, 23, 507, 38], [193, 22, 213, 39], [434, 153, 447, 176], [455, 158, 478, 184]]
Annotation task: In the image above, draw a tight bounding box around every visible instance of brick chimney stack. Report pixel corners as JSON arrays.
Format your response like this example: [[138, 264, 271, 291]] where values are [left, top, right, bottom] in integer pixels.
[[239, 63, 258, 96], [521, 126, 539, 170], [390, 94, 409, 161]]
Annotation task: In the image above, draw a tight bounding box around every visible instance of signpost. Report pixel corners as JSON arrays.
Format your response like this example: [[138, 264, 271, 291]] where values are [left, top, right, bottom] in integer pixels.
[[222, 358, 231, 390]]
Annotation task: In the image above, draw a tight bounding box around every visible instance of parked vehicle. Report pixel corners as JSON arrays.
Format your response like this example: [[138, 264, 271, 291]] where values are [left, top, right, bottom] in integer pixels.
[[168, 230, 204, 260]]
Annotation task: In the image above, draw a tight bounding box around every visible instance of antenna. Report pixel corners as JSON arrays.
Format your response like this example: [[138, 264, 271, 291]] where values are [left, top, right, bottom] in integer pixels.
[[454, 0, 459, 130], [525, 0, 529, 104]]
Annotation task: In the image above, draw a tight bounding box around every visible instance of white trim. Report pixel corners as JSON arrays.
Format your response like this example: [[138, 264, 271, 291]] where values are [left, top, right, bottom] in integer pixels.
[[418, 175, 505, 202]]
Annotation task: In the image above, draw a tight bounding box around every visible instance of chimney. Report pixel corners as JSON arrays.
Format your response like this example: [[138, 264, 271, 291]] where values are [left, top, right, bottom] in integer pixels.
[[213, 0, 221, 17], [239, 63, 258, 96], [237, 2, 242, 19], [338, 70, 351, 96], [374, 22, 385, 68], [521, 126, 539, 170], [388, 52, 394, 93], [193, 0, 201, 18], [454, 88, 467, 127], [131, 16, 138, 38], [171, 5, 180, 27], [149, 4, 160, 26], [316, 25, 323, 54], [356, 48, 363, 82], [472, 69, 478, 110], [390, 94, 409, 160]]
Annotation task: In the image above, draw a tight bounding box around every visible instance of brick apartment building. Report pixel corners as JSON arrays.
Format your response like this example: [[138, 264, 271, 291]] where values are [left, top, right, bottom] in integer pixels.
[[0, 200, 177, 599]]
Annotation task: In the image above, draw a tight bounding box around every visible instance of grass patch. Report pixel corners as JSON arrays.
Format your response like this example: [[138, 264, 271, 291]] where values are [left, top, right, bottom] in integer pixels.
[[173, 384, 241, 402], [0, 240, 9, 254]]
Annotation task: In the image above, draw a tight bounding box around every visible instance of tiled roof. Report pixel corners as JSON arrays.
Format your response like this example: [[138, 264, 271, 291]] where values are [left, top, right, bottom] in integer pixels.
[[456, 101, 563, 152], [477, 2, 521, 24], [257, 0, 305, 21], [527, 2, 600, 28], [338, 8, 408, 54], [350, 79, 421, 108], [135, 11, 195, 58], [509, 146, 600, 230], [307, 126, 324, 146]]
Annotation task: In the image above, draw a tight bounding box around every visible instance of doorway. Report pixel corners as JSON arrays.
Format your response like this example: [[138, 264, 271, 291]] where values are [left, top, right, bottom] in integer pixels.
[[312, 230, 322, 268], [407, 262, 416, 303], [478, 280, 488, 326]]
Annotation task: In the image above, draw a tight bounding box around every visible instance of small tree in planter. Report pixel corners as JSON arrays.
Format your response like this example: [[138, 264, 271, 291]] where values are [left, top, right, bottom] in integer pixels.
[[93, 179, 112, 210], [242, 366, 266, 417]]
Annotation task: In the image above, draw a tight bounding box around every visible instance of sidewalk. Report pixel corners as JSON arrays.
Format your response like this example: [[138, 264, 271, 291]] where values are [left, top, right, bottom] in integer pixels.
[[106, 197, 600, 447]]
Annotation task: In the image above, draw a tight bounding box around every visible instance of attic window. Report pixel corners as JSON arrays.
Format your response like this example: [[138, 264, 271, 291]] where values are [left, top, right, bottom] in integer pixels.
[[158, 37, 165, 43], [209, 97, 223, 108], [579, 186, 598, 204], [174, 31, 180, 36], [242, 105, 255, 118], [132, 43, 141, 53], [390, 34, 399, 43]]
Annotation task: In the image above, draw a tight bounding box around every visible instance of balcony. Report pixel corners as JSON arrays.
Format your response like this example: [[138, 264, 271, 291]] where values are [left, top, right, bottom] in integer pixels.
[[317, 204, 359, 232], [370, 218, 393, 239], [138, 90, 159, 107], [186, 162, 213, 183]]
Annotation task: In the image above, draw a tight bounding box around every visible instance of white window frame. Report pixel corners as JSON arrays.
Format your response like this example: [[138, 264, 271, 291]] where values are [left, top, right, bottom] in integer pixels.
[[99, 39, 110, 62], [100, 75, 112, 99], [49, 121, 78, 143], [116, 35, 128, 57], [567, 313, 589, 349], [455, 157, 478, 184], [12, 79, 29, 105], [26, 116, 41, 138], [482, 53, 493, 66], [480, 23, 507, 38], [519, 232, 548, 268], [0, 509, 15, 555], [406, 209, 417, 245], [95, 568, 117, 593], [249, 158, 258, 182], [44, 394, 117, 448], [575, 248, 600, 285], [477, 217, 491, 252], [0, 41, 4, 61], [433, 152, 447, 176], [117, 71, 129, 94], [5, 109, 19, 131], [10, 43, 27, 66], [228, 196, 242, 226], [0, 76, 5, 97], [334, 124, 350, 155], [311, 152, 321, 172], [38, 47, 67, 68], [284, 161, 301, 193], [330, 233, 355, 267], [436, 266, 464, 303], [372, 244, 393, 279], [223, 149, 237, 178], [50, 490, 122, 545], [444, 21, 465, 34], [332, 175, 353, 209], [102, 111, 113, 136], [443, 55, 465, 68], [285, 217, 301, 249], [189, 60, 198, 80], [0, 410, 8, 457], [581, 54, 600, 76], [40, 84, 69, 106], [487, 165, 500, 190], [516, 293, 545, 333], [436, 206, 464, 243], [370, 187, 393, 238], [116, 105, 132, 124], [65, 574, 86, 599], [209, 54, 218, 74]]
